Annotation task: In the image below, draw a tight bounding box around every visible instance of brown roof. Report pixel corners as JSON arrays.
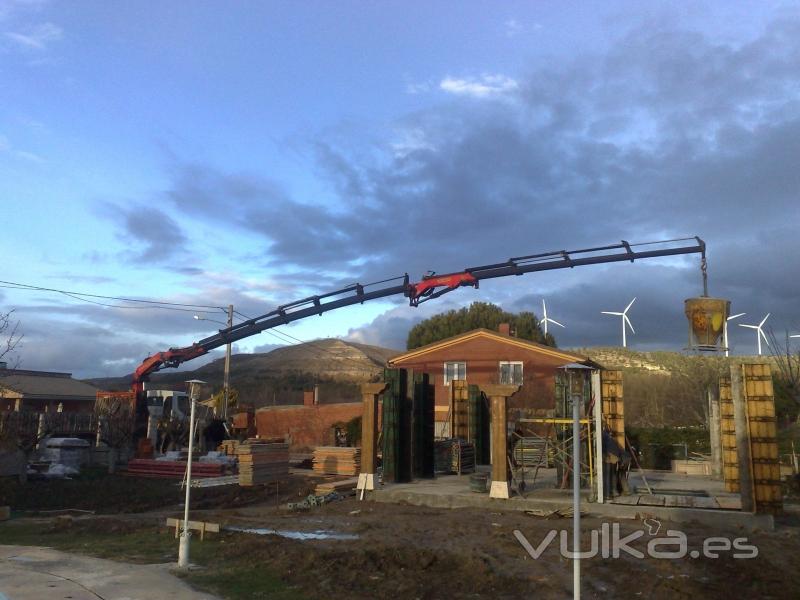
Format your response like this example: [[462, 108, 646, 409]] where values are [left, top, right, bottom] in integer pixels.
[[0, 371, 99, 401], [388, 328, 589, 365]]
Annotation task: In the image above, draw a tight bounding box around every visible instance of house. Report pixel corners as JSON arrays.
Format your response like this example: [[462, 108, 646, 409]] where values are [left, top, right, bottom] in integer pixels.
[[387, 323, 596, 436], [0, 367, 99, 413]]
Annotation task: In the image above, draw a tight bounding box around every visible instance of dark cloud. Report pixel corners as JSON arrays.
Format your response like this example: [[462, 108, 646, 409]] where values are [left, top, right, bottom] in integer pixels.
[[19, 12, 800, 368], [98, 202, 190, 265], [160, 13, 800, 302]]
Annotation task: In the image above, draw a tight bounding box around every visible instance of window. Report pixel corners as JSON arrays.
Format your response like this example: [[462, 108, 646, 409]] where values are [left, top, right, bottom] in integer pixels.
[[499, 361, 523, 385], [443, 362, 466, 386]]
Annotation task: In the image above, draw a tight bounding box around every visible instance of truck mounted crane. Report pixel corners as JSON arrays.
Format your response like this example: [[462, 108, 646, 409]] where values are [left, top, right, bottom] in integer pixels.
[[131, 236, 707, 396]]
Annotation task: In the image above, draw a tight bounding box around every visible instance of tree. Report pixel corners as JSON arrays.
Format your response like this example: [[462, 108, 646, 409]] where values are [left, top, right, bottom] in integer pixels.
[[406, 302, 555, 350], [767, 329, 800, 424], [0, 309, 22, 368]]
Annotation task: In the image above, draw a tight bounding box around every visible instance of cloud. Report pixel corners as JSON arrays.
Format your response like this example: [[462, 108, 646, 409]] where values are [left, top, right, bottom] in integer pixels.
[[0, 0, 47, 22], [4, 20, 61, 50], [0, 132, 43, 162], [14, 11, 800, 373], [99, 203, 190, 264], [439, 74, 519, 98], [505, 19, 523, 38]]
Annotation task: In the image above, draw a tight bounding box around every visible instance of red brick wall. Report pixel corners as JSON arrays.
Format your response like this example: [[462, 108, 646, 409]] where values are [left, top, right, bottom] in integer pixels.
[[255, 402, 363, 451], [390, 334, 577, 424]]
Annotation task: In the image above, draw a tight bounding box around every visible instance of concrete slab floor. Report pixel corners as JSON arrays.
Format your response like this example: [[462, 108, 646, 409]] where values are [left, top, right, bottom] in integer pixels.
[[0, 545, 221, 600], [371, 471, 773, 532]]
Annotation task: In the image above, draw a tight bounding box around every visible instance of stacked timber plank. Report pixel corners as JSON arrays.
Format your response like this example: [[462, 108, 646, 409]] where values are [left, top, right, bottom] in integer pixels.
[[236, 441, 289, 486], [126, 459, 224, 479], [218, 440, 240, 456], [314, 477, 359, 496], [312, 446, 361, 476]]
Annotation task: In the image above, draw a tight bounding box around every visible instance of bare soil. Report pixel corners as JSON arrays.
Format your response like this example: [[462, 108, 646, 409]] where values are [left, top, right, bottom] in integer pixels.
[[4, 472, 800, 599]]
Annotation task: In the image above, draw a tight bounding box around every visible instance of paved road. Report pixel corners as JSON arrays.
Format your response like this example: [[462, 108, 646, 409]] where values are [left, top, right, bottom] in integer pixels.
[[0, 545, 221, 600]]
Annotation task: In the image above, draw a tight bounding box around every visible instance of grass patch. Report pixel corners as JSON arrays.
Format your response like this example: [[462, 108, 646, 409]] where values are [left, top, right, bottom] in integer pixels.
[[0, 520, 306, 600], [186, 565, 305, 600]]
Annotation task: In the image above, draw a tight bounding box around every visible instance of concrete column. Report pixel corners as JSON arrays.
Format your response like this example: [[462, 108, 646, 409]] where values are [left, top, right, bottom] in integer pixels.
[[731, 364, 755, 512], [357, 382, 387, 493], [708, 385, 722, 479], [479, 384, 520, 499]]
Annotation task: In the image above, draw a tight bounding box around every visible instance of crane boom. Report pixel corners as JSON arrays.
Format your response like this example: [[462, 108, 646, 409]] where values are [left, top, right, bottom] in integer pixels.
[[132, 236, 706, 391]]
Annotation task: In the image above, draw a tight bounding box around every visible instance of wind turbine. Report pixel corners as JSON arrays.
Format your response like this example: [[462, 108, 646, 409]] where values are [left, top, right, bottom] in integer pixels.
[[602, 297, 636, 348], [739, 313, 770, 356], [724, 312, 746, 358], [540, 299, 565, 337]]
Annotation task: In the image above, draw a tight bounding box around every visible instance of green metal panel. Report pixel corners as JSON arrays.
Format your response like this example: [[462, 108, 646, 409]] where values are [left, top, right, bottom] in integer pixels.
[[413, 373, 435, 478], [383, 368, 412, 483]]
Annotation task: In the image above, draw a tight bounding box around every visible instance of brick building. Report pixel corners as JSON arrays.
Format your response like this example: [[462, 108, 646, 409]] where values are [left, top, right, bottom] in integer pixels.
[[387, 325, 593, 435]]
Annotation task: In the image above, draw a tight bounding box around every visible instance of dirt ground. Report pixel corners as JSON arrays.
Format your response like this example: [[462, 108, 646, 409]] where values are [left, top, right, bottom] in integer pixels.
[[3, 472, 800, 599]]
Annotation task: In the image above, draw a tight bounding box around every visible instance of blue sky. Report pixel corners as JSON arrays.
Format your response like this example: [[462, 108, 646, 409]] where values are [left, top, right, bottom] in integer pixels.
[[1, 1, 799, 378]]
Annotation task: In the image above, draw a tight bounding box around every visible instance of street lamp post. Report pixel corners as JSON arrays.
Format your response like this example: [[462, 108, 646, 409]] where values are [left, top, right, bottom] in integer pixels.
[[178, 378, 204, 569]]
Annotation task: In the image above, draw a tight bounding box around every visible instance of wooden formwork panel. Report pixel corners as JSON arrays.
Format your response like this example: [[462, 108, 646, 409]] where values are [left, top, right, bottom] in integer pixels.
[[450, 380, 469, 440], [719, 377, 739, 492], [743, 363, 782, 515], [601, 370, 625, 448]]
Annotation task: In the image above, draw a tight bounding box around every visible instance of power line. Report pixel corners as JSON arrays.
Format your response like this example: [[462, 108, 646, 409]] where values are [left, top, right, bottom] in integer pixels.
[[0, 279, 227, 313]]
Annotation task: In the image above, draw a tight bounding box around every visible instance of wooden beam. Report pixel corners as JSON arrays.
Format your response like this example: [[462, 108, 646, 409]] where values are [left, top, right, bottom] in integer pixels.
[[479, 384, 519, 499], [357, 382, 387, 493], [165, 518, 219, 541]]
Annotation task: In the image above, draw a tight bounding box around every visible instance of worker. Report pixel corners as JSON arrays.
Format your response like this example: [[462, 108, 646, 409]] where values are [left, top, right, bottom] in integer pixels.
[[602, 425, 631, 499]]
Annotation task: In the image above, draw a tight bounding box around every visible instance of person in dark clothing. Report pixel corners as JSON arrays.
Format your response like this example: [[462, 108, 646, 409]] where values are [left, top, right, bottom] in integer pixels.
[[602, 426, 631, 499]]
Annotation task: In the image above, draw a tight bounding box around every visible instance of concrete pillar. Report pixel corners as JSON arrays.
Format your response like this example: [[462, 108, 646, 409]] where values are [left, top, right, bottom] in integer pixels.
[[731, 364, 755, 512], [357, 382, 387, 493], [479, 384, 520, 499], [708, 385, 722, 479]]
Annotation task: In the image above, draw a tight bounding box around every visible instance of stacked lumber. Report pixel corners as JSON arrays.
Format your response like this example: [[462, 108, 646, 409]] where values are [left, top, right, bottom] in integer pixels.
[[314, 476, 359, 496], [312, 446, 361, 476], [218, 440, 240, 456], [126, 459, 224, 479], [236, 441, 289, 486]]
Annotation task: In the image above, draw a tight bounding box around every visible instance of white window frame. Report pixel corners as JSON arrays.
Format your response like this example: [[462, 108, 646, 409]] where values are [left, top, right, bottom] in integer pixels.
[[499, 361, 524, 385], [443, 361, 466, 386]]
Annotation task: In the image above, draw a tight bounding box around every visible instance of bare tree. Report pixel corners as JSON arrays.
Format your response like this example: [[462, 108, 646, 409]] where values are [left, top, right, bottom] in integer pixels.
[[0, 309, 23, 367], [767, 328, 800, 423], [95, 401, 135, 474]]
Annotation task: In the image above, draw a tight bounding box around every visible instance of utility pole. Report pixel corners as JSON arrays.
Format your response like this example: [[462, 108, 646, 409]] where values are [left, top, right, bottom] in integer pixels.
[[223, 304, 233, 422]]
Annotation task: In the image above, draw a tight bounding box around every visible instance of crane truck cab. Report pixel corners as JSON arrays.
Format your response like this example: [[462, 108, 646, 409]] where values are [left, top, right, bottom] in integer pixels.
[[145, 388, 190, 421]]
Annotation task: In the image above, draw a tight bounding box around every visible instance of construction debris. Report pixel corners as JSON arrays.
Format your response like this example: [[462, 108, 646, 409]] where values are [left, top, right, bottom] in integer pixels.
[[312, 446, 360, 476], [287, 492, 343, 511], [434, 439, 475, 474]]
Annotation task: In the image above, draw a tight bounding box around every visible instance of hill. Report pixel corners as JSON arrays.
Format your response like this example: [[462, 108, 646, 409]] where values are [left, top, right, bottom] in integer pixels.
[[87, 339, 400, 407]]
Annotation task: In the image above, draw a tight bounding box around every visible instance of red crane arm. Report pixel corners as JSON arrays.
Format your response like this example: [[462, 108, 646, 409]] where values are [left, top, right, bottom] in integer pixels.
[[129, 237, 706, 389], [132, 345, 208, 393], [406, 272, 479, 306]]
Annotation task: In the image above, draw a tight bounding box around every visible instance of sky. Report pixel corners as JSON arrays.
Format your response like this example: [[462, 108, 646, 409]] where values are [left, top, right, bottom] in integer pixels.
[[1, 1, 799, 378]]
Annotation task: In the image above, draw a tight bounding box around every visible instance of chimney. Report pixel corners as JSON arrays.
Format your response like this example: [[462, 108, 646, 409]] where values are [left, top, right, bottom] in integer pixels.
[[498, 323, 512, 336]]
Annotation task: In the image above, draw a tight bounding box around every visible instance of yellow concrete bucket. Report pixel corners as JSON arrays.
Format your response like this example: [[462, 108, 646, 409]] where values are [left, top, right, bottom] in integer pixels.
[[684, 297, 730, 349]]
